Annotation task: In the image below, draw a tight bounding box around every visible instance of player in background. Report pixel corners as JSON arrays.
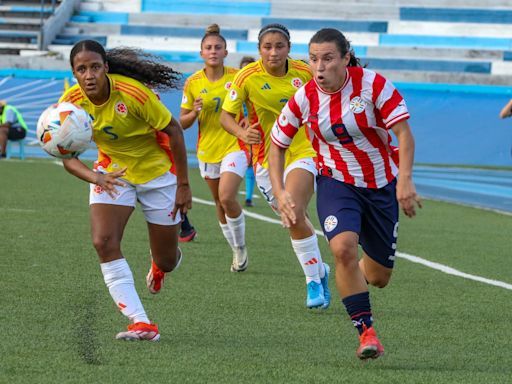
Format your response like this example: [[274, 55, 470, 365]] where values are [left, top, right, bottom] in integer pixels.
[[180, 24, 249, 272], [239, 56, 257, 207], [499, 99, 512, 119], [220, 23, 331, 309], [269, 28, 421, 359], [60, 40, 192, 341]]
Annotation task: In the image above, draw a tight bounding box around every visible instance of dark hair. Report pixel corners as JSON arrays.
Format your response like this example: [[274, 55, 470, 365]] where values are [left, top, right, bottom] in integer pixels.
[[70, 39, 182, 90], [201, 23, 227, 48], [239, 56, 255, 68], [309, 28, 362, 67], [257, 23, 290, 47]]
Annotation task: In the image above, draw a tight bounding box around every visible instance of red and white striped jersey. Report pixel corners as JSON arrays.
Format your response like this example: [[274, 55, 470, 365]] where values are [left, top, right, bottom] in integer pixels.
[[271, 67, 409, 189]]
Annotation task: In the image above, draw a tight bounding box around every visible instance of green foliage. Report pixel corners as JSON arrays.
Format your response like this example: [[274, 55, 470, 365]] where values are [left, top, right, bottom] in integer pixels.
[[1, 159, 511, 383]]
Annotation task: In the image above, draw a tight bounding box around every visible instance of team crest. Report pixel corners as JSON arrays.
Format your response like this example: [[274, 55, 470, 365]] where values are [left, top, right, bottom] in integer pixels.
[[224, 81, 232, 90], [291, 77, 303, 88], [229, 89, 238, 101], [278, 113, 288, 126], [323, 215, 338, 233], [349, 96, 366, 113], [115, 102, 128, 116], [182, 95, 188, 104]]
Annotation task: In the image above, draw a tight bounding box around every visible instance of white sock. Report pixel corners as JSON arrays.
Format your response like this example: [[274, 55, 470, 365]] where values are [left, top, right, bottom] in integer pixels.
[[225, 212, 246, 248], [220, 222, 236, 251], [100, 258, 149, 324], [291, 234, 324, 284]]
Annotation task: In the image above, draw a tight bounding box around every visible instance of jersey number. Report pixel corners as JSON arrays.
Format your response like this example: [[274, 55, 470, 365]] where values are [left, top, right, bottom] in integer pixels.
[[102, 126, 118, 140], [213, 97, 221, 112], [331, 123, 353, 144]]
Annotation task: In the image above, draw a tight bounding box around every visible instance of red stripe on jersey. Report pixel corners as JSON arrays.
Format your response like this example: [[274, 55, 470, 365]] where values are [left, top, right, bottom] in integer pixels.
[[115, 85, 146, 105], [328, 91, 355, 184], [234, 67, 260, 88], [371, 72, 386, 105], [288, 95, 303, 124], [116, 80, 149, 101], [271, 131, 289, 148], [380, 89, 403, 121], [349, 68, 377, 188]]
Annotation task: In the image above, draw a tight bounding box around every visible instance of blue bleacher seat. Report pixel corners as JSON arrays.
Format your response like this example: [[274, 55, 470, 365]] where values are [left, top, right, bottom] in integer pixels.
[[121, 25, 248, 40], [141, 0, 270, 16], [6, 138, 25, 160], [400, 7, 512, 24], [261, 17, 388, 33]]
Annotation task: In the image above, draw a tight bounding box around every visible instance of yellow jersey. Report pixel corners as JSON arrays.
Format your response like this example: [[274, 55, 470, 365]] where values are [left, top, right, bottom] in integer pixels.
[[60, 74, 172, 184], [222, 58, 315, 168], [181, 66, 244, 163]]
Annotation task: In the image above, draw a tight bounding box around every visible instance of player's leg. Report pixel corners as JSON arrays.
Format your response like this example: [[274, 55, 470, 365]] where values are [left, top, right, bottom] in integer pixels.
[[316, 175, 383, 359], [284, 160, 330, 309], [90, 183, 157, 341], [245, 166, 255, 207], [219, 150, 248, 272], [0, 126, 8, 157], [178, 213, 197, 242]]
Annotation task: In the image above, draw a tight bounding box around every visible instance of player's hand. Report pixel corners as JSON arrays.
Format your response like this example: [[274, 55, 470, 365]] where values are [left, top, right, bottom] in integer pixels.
[[276, 190, 296, 228], [95, 167, 127, 199], [172, 183, 192, 220], [396, 177, 422, 218], [193, 97, 203, 113], [242, 122, 262, 145]]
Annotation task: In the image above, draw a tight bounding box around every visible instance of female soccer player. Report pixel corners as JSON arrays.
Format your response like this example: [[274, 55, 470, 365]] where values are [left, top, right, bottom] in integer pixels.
[[180, 24, 249, 272], [269, 28, 421, 359], [59, 40, 192, 341], [220, 23, 331, 309]]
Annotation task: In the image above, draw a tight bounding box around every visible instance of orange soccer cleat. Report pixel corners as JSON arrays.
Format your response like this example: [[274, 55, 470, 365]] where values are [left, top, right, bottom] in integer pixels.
[[116, 322, 160, 342], [146, 260, 165, 294], [356, 325, 384, 360]]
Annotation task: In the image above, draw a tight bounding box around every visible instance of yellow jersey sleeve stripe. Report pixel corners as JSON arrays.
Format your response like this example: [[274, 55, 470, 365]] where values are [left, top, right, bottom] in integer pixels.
[[115, 81, 149, 101], [115, 85, 148, 105], [234, 67, 260, 87]]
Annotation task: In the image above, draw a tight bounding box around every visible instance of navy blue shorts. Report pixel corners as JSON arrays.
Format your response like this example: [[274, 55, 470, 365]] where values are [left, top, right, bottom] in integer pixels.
[[316, 176, 399, 269]]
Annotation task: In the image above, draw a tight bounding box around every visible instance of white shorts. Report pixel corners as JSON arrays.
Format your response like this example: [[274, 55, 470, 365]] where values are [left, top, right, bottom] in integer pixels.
[[255, 157, 317, 213], [198, 150, 248, 179], [89, 171, 181, 226]]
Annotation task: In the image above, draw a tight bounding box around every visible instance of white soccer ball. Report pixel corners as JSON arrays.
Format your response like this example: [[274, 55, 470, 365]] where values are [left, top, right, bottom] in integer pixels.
[[36, 102, 93, 159]]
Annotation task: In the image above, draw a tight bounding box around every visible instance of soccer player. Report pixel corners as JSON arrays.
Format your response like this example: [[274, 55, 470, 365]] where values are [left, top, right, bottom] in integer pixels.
[[59, 40, 192, 341], [0, 100, 28, 158], [499, 99, 512, 119], [269, 28, 421, 359], [220, 23, 331, 309], [180, 24, 249, 272]]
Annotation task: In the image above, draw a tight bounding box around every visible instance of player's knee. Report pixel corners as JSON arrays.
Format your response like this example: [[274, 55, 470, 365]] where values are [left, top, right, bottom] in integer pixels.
[[92, 235, 120, 256], [367, 276, 390, 288], [332, 245, 358, 268]]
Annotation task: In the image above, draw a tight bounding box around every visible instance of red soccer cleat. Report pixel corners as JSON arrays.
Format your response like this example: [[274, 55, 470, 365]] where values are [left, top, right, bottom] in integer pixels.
[[357, 326, 384, 360], [116, 322, 160, 341], [146, 260, 165, 294]]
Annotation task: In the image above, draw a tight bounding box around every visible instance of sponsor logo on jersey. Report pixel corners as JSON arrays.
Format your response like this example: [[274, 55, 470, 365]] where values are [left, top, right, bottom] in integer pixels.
[[200, 88, 208, 94], [260, 83, 271, 90], [229, 89, 238, 101], [115, 102, 128, 116], [182, 95, 188, 104], [291, 77, 303, 88], [278, 113, 288, 126], [349, 96, 366, 113], [323, 215, 338, 233], [224, 81, 232, 90]]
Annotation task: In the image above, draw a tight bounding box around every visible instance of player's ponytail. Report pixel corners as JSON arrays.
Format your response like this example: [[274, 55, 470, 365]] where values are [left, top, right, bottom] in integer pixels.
[[309, 28, 363, 68]]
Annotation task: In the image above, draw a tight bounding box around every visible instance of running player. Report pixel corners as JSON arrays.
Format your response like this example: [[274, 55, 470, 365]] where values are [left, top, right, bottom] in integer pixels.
[[180, 24, 249, 272], [221, 23, 331, 309], [269, 28, 421, 359], [60, 40, 192, 341]]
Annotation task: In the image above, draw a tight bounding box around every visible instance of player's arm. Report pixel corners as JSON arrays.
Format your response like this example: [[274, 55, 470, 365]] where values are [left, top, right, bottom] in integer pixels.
[[391, 120, 421, 218], [220, 110, 261, 144], [179, 98, 203, 129], [499, 99, 512, 119], [161, 115, 192, 219], [62, 158, 126, 198]]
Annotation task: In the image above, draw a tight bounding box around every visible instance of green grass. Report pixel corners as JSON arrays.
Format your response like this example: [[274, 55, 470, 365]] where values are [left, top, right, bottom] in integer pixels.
[[1, 159, 511, 383]]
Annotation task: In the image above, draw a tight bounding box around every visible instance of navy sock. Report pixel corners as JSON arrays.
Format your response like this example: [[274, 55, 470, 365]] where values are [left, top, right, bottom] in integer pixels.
[[342, 291, 373, 335], [180, 214, 193, 232]]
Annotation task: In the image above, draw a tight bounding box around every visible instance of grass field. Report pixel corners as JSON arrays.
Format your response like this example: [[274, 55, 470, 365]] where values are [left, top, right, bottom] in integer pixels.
[[1, 159, 511, 384]]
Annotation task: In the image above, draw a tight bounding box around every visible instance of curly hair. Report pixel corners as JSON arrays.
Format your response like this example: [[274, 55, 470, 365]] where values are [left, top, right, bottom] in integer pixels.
[[70, 40, 182, 90]]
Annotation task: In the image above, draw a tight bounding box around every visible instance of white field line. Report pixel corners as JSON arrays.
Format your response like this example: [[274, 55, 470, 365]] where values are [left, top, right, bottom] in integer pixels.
[[193, 196, 512, 291]]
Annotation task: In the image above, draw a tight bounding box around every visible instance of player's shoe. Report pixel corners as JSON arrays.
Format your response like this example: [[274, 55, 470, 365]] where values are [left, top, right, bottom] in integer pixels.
[[320, 263, 331, 309], [115, 322, 160, 342], [178, 227, 197, 242], [146, 260, 165, 294], [230, 245, 248, 272], [306, 280, 325, 309], [357, 325, 384, 360]]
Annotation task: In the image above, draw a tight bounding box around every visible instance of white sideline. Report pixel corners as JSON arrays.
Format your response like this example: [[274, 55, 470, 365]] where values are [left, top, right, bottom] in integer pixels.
[[193, 196, 512, 291]]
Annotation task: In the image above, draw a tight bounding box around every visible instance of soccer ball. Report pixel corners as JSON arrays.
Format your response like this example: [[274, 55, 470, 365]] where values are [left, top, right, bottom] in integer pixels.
[[36, 102, 93, 159]]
